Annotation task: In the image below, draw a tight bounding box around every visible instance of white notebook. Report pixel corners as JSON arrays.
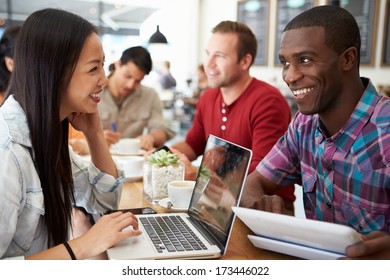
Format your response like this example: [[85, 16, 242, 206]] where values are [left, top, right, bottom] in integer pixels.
[[232, 207, 363, 260]]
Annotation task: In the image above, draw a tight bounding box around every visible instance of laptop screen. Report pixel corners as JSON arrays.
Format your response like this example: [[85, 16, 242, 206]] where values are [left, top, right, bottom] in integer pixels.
[[188, 134, 252, 251]]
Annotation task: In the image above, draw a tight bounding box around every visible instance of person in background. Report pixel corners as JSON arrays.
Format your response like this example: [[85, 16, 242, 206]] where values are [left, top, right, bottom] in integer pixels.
[[241, 5, 390, 259], [171, 20, 295, 211], [158, 60, 177, 90], [0, 8, 141, 260], [183, 64, 209, 118], [0, 25, 21, 105], [100, 47, 175, 150], [70, 46, 175, 155]]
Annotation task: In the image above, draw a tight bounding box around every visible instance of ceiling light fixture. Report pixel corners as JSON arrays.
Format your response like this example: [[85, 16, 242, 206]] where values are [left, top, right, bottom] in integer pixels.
[[148, 25, 168, 44]]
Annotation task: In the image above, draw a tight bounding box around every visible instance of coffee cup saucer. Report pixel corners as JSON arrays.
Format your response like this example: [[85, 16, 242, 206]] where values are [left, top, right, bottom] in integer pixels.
[[158, 198, 188, 212]]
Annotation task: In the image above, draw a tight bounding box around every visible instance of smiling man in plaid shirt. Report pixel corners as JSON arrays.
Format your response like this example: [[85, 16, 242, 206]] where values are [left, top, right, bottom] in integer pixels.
[[241, 5, 390, 259]]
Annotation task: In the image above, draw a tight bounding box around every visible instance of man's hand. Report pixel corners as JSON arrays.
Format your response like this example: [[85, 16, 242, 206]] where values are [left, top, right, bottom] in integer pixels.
[[344, 231, 390, 259], [169, 147, 198, 180], [103, 130, 122, 147], [138, 134, 155, 151], [253, 194, 288, 215]]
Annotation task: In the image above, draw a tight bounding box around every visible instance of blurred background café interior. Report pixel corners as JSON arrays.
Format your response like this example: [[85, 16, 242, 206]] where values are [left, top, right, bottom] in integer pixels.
[[1, 0, 390, 137]]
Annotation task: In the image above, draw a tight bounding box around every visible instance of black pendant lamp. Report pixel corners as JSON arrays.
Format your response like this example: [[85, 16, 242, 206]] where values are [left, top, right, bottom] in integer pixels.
[[148, 25, 168, 44]]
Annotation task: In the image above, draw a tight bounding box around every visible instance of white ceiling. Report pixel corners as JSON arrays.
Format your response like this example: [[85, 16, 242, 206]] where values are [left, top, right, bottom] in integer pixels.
[[0, 0, 174, 34]]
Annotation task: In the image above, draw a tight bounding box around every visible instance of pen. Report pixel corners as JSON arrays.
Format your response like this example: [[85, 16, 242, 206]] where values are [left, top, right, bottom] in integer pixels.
[[111, 122, 117, 132]]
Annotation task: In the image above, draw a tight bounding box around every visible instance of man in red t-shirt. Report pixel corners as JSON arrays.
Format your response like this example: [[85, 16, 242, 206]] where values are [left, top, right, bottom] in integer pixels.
[[171, 21, 295, 209]]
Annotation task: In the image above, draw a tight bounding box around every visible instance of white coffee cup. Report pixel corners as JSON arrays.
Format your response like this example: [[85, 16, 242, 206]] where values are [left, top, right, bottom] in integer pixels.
[[168, 180, 196, 209], [117, 138, 141, 155], [118, 156, 144, 178]]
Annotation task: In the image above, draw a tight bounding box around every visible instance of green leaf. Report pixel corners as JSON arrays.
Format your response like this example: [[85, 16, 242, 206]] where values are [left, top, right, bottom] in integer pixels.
[[146, 149, 179, 166]]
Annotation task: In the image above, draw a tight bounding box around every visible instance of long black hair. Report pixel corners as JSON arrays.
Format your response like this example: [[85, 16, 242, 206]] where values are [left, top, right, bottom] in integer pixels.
[[8, 8, 97, 247]]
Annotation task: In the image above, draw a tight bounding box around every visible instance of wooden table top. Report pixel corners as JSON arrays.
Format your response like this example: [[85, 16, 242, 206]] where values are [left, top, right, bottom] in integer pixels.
[[118, 181, 298, 260]]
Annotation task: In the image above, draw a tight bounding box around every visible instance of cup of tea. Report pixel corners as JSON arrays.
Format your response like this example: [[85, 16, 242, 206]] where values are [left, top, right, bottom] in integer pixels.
[[117, 138, 141, 155], [167, 180, 196, 209], [117, 156, 144, 178]]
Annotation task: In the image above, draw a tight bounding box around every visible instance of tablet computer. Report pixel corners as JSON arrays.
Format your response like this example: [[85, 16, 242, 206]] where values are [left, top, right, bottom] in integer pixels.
[[232, 207, 363, 259]]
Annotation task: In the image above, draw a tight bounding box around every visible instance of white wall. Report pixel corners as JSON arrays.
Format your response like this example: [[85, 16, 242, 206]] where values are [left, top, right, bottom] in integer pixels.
[[138, 0, 199, 91], [198, 0, 390, 90]]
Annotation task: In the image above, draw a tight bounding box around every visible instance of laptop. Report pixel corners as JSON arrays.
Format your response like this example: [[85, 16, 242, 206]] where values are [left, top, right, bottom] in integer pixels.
[[232, 207, 363, 260], [107, 134, 252, 259]]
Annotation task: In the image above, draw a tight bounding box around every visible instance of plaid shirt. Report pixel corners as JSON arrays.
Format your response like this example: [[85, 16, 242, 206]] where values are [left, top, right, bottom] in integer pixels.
[[257, 78, 390, 234]]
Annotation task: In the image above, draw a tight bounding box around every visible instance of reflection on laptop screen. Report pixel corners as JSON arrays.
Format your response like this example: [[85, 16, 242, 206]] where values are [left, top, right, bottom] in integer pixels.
[[188, 135, 252, 248]]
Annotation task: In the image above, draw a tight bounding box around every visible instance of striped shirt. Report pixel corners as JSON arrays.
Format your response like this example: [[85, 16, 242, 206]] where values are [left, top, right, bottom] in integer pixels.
[[257, 78, 390, 234]]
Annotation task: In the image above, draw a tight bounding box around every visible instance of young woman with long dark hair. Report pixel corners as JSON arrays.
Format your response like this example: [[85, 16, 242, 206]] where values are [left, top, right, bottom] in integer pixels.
[[0, 8, 141, 260]]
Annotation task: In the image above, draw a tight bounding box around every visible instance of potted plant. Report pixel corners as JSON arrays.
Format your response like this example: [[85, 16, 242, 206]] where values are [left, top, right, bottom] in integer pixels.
[[143, 149, 184, 203]]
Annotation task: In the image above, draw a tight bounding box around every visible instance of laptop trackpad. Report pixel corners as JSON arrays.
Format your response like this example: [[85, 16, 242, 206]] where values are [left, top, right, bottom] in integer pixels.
[[108, 234, 155, 259]]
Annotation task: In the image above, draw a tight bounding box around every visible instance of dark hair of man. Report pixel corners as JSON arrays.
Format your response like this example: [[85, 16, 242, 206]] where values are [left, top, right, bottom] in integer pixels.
[[212, 20, 257, 67], [120, 46, 152, 75], [0, 25, 21, 93], [283, 5, 361, 64], [8, 8, 97, 247]]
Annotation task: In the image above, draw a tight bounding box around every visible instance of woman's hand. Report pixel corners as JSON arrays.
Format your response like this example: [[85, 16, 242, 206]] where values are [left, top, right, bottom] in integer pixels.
[[71, 211, 142, 259], [67, 112, 102, 136]]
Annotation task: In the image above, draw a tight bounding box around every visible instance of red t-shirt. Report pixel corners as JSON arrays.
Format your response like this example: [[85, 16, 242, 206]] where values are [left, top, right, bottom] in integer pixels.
[[185, 78, 295, 202]]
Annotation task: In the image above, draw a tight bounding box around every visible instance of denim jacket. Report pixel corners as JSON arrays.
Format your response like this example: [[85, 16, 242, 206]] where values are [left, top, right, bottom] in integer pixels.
[[0, 96, 124, 259]]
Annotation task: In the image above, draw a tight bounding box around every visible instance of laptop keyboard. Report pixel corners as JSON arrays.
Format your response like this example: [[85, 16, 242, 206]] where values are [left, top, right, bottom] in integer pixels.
[[139, 215, 208, 253]]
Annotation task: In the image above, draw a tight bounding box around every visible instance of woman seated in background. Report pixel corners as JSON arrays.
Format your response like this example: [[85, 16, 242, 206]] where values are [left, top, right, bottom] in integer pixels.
[[0, 8, 141, 260], [0, 25, 21, 105], [183, 64, 208, 109]]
